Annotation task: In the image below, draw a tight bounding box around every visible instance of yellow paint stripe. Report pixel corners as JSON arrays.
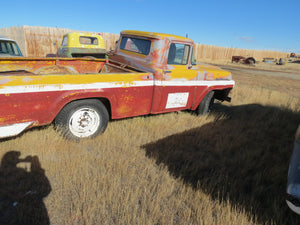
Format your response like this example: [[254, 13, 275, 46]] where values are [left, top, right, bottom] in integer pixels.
[[0, 73, 150, 88]]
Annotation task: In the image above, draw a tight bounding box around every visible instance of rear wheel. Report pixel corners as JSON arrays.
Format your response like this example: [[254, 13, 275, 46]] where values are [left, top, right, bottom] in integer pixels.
[[55, 99, 109, 140], [195, 91, 214, 115]]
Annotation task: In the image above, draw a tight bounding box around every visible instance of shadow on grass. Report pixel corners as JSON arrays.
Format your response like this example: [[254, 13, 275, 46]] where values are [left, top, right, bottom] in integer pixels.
[[291, 60, 300, 64], [143, 103, 300, 225], [0, 151, 51, 225]]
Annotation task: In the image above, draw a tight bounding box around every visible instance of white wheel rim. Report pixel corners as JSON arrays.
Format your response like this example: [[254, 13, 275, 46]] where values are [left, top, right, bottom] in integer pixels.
[[69, 108, 100, 138]]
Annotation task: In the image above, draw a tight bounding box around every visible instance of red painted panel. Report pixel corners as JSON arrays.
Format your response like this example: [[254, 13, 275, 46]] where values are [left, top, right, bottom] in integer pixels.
[[153, 85, 196, 114], [0, 85, 154, 127]]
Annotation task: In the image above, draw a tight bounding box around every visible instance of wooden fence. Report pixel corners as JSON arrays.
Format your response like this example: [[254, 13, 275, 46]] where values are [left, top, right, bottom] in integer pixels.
[[0, 26, 289, 61], [0, 26, 27, 56], [194, 44, 289, 61], [0, 26, 120, 57]]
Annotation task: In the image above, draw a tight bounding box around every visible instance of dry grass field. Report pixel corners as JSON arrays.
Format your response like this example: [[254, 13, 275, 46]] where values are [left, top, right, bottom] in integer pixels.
[[0, 64, 300, 225]]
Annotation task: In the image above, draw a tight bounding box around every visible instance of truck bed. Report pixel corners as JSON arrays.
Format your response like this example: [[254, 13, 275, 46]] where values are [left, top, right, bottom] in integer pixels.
[[0, 57, 106, 74]]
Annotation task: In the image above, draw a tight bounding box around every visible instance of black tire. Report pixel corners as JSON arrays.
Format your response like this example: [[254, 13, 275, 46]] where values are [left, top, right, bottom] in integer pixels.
[[246, 57, 256, 64], [195, 91, 214, 115], [54, 99, 109, 140]]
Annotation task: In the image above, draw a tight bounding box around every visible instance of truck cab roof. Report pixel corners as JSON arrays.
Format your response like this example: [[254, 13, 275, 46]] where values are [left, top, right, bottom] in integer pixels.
[[60, 32, 105, 49], [121, 30, 194, 43], [0, 37, 17, 42]]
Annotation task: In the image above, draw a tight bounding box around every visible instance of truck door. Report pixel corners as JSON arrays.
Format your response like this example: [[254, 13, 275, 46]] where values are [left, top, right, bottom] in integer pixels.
[[155, 42, 197, 113]]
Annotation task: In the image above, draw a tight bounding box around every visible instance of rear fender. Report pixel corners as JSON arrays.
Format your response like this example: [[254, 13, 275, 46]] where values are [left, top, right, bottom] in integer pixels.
[[48, 91, 114, 123]]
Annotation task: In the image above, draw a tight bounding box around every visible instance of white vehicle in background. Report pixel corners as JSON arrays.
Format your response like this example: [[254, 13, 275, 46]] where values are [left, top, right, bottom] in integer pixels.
[[0, 37, 23, 57], [286, 125, 300, 214]]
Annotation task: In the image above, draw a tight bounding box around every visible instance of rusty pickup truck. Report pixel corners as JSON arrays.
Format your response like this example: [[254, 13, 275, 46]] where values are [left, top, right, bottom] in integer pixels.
[[0, 30, 235, 140]]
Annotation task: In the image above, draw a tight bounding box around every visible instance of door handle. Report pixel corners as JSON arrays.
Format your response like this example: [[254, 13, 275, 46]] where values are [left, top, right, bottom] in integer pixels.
[[163, 71, 172, 74]]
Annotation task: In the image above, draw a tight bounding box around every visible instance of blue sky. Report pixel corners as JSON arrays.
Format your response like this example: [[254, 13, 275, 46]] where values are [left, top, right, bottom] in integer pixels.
[[1, 0, 299, 53]]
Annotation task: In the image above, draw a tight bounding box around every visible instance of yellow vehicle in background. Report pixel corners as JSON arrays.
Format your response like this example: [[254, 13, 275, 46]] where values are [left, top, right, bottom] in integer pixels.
[[57, 32, 106, 58]]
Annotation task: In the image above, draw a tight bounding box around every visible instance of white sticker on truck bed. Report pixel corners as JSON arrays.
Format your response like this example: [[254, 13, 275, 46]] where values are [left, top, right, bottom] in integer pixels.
[[166, 92, 189, 109]]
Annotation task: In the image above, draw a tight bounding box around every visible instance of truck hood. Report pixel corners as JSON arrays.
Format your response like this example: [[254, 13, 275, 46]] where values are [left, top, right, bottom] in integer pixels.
[[196, 63, 232, 80]]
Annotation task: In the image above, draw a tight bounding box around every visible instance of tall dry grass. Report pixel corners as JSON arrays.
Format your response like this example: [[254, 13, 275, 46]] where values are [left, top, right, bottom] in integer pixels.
[[1, 70, 300, 225]]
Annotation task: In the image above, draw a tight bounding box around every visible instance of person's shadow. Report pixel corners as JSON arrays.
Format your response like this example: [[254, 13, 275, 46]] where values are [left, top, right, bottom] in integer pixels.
[[0, 151, 51, 225]]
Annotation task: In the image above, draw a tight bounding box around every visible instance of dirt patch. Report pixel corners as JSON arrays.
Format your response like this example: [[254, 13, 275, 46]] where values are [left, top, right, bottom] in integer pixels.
[[218, 64, 300, 98], [221, 64, 300, 80]]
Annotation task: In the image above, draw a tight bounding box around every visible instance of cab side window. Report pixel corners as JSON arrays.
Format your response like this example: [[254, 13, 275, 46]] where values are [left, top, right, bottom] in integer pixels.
[[167, 43, 190, 65], [61, 36, 68, 46]]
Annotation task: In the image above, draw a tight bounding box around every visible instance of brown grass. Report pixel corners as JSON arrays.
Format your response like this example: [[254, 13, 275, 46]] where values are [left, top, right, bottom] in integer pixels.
[[1, 70, 300, 224]]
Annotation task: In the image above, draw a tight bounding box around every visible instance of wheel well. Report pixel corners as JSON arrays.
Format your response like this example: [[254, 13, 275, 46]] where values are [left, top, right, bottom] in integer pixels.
[[57, 97, 112, 120], [214, 88, 232, 102], [98, 98, 112, 119]]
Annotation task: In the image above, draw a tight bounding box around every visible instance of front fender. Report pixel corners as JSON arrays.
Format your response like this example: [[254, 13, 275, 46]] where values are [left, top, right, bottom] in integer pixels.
[[192, 81, 234, 110]]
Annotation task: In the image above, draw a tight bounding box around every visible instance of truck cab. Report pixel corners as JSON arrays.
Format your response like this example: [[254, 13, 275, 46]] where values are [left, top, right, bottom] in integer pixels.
[[109, 30, 234, 114], [57, 32, 106, 59]]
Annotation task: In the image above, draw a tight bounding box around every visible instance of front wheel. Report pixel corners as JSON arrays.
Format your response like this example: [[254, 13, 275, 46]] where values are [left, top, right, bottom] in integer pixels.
[[55, 99, 109, 140], [195, 91, 214, 115]]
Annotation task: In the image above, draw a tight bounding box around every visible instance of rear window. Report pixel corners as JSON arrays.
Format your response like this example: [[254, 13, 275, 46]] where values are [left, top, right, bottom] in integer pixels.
[[79, 36, 98, 45], [120, 37, 151, 55]]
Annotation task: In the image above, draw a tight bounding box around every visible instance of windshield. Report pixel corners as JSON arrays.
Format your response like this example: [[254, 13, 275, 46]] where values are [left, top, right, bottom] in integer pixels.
[[0, 40, 23, 56]]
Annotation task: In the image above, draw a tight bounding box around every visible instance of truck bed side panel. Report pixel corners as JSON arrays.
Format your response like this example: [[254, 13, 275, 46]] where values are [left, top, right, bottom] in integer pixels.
[[0, 72, 154, 127]]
